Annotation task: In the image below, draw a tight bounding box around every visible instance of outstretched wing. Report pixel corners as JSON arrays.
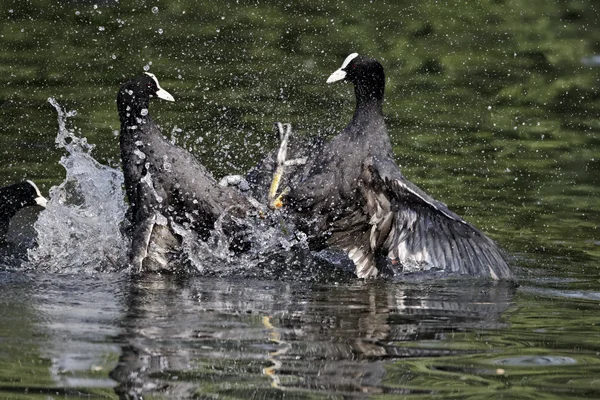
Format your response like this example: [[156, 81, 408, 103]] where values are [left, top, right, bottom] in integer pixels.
[[336, 155, 512, 280]]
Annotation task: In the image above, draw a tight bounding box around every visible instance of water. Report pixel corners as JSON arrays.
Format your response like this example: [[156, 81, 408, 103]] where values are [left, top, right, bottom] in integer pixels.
[[26, 99, 129, 272], [1, 0, 599, 398], [21, 99, 323, 278], [3, 273, 600, 399], [19, 99, 287, 275]]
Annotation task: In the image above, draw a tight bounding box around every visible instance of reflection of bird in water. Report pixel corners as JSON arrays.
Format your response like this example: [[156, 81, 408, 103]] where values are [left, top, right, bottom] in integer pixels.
[[261, 54, 513, 280], [261, 315, 291, 389], [117, 73, 253, 271], [108, 276, 515, 398]]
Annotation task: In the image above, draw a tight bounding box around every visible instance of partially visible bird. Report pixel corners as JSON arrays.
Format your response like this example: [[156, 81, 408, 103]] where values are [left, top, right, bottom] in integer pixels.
[[0, 180, 47, 242]]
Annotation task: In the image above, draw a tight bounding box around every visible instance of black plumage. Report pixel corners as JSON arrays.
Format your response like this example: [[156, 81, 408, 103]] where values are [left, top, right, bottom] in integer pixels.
[[117, 73, 251, 271], [278, 53, 513, 280], [0, 180, 46, 242]]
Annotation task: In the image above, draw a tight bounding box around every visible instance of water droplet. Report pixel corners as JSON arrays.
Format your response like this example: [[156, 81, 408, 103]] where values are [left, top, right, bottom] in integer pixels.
[[98, 26, 105, 31], [111, 54, 116, 60], [133, 149, 146, 161], [152, 6, 159, 14], [143, 64, 150, 71], [140, 108, 148, 116], [158, 28, 163, 34]]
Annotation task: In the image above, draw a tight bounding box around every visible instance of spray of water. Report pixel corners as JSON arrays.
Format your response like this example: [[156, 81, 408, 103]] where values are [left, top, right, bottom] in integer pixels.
[[26, 99, 129, 272], [173, 210, 312, 277], [23, 99, 347, 280]]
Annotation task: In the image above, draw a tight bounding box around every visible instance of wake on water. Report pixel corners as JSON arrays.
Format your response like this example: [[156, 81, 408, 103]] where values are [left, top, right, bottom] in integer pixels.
[[22, 99, 351, 280]]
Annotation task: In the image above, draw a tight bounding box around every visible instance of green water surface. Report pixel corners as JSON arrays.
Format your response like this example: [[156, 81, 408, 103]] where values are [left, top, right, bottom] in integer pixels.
[[0, 0, 599, 398]]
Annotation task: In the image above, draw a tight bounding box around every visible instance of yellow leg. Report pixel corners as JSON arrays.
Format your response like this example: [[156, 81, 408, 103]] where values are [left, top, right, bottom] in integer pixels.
[[268, 167, 283, 202], [270, 186, 290, 209]]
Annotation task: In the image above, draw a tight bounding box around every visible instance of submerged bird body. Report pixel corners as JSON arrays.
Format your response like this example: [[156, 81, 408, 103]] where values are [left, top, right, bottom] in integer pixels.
[[118, 73, 251, 271], [281, 54, 512, 280]]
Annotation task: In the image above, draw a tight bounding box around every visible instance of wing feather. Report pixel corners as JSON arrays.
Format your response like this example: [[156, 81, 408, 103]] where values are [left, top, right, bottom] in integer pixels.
[[356, 155, 512, 280]]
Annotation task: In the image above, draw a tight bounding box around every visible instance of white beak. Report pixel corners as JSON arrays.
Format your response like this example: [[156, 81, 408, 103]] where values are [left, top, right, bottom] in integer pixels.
[[35, 196, 48, 208], [156, 87, 175, 102], [144, 72, 175, 101], [326, 53, 359, 83], [26, 180, 47, 208], [326, 68, 347, 84]]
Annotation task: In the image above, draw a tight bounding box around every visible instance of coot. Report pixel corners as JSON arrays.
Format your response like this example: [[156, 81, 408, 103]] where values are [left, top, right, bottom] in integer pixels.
[[279, 54, 512, 280], [117, 72, 252, 271], [0, 180, 47, 242]]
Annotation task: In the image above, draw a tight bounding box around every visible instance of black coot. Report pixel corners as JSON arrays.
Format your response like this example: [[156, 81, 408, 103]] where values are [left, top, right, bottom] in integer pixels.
[[0, 180, 47, 242], [117, 73, 252, 271], [280, 53, 512, 280]]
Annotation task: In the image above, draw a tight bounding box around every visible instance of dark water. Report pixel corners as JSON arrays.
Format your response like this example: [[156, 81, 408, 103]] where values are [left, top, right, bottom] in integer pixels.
[[3, 273, 600, 399], [1, 0, 599, 398]]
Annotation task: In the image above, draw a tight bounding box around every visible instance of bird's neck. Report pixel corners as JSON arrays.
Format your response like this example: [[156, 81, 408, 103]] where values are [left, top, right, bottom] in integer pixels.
[[117, 93, 150, 124], [118, 100, 154, 153], [352, 89, 384, 127], [352, 80, 384, 121]]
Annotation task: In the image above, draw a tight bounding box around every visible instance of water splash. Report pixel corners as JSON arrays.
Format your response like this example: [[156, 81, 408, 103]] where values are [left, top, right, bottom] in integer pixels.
[[173, 210, 314, 278], [21, 99, 347, 281], [26, 99, 129, 272]]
